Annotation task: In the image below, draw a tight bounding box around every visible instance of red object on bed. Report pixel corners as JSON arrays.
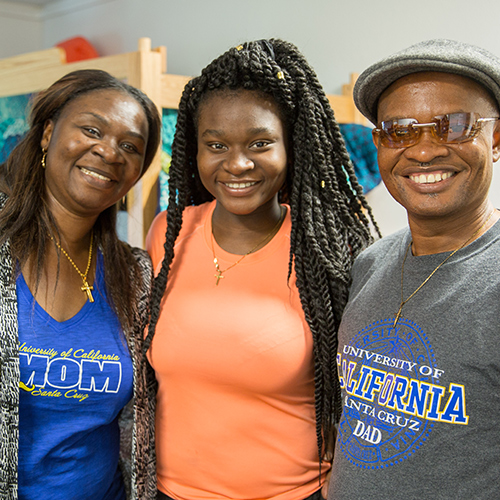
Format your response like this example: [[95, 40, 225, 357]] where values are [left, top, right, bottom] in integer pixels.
[[55, 36, 99, 63]]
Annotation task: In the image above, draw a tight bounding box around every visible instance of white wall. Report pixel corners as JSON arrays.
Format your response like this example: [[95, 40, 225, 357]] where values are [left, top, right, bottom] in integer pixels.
[[38, 0, 500, 95], [0, 1, 42, 58], [4, 0, 500, 235]]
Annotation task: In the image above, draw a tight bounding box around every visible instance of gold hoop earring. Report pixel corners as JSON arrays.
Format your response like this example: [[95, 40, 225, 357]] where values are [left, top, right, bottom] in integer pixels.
[[41, 148, 47, 169]]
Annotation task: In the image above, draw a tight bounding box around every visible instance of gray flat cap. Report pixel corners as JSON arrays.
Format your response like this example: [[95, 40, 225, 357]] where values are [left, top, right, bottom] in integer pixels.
[[354, 39, 500, 125]]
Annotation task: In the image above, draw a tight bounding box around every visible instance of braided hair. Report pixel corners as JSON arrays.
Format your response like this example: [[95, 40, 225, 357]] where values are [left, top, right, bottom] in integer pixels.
[[145, 39, 377, 462]]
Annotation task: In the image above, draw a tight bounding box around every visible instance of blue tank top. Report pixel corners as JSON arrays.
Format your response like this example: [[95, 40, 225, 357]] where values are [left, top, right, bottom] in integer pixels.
[[17, 252, 133, 500]]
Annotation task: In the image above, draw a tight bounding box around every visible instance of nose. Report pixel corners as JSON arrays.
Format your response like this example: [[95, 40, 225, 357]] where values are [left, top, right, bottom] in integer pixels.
[[224, 149, 254, 174], [403, 127, 450, 163], [91, 140, 123, 164]]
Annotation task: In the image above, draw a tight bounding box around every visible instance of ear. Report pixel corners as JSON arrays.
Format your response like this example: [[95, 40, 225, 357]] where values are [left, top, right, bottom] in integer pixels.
[[372, 129, 380, 150], [40, 120, 54, 151]]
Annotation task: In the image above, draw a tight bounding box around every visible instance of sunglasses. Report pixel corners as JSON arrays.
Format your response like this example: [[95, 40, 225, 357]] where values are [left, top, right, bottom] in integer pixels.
[[373, 112, 499, 148]]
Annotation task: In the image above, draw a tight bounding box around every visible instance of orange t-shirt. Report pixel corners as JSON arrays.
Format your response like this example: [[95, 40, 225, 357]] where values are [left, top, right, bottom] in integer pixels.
[[146, 201, 328, 500]]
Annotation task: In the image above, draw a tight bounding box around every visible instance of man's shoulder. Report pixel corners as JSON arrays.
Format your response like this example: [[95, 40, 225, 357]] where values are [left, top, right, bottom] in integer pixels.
[[356, 228, 408, 265], [348, 229, 408, 293]]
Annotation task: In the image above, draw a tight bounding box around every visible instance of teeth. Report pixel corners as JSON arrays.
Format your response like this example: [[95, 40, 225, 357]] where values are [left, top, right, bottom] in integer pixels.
[[80, 167, 111, 182], [411, 171, 452, 184], [225, 181, 257, 189]]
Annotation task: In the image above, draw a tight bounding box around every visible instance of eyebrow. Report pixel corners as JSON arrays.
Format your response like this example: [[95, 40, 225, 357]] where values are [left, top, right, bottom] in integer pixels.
[[200, 126, 277, 138], [79, 112, 146, 142]]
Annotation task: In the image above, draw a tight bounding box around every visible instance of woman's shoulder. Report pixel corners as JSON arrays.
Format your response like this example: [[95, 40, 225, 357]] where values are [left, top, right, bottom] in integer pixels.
[[119, 243, 153, 282], [121, 244, 153, 311], [150, 202, 213, 230], [147, 202, 213, 246], [129, 245, 152, 269], [146, 201, 214, 268]]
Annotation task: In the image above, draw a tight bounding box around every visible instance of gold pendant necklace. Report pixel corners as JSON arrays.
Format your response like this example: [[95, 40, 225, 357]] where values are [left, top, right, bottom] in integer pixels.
[[211, 206, 285, 286], [394, 211, 495, 327], [50, 232, 95, 302]]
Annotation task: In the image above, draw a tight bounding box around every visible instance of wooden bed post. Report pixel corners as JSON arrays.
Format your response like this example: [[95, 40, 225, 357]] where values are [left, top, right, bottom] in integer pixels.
[[125, 37, 165, 247], [342, 73, 366, 125]]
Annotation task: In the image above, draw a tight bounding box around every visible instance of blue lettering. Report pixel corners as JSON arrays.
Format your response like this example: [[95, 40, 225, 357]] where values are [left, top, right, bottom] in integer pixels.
[[353, 365, 371, 397], [386, 375, 409, 411], [362, 367, 386, 401], [405, 380, 431, 417], [426, 385, 446, 420], [440, 384, 469, 424]]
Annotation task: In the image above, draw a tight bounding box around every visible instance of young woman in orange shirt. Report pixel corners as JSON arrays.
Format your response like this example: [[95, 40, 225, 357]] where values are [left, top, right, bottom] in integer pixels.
[[145, 39, 376, 500]]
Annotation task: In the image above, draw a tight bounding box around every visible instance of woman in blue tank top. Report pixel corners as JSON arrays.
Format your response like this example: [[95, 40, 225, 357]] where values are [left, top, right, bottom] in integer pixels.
[[0, 69, 161, 500]]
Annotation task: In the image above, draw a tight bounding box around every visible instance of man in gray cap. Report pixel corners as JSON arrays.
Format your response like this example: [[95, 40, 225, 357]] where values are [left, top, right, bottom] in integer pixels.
[[327, 39, 500, 499]]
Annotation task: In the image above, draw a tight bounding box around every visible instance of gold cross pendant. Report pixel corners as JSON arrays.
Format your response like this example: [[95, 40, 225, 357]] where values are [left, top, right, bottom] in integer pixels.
[[81, 280, 94, 303], [393, 305, 403, 328], [215, 270, 224, 286]]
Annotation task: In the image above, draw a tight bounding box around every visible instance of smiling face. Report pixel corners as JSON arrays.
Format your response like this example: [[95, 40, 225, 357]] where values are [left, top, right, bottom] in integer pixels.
[[375, 72, 500, 225], [196, 89, 288, 220], [41, 89, 149, 219]]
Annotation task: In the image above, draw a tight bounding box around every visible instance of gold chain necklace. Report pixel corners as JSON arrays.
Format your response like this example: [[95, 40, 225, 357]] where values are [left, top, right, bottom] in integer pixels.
[[50, 232, 95, 302], [394, 211, 495, 327], [211, 206, 285, 286]]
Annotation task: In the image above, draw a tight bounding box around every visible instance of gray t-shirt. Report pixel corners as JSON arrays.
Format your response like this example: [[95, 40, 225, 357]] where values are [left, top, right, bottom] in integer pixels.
[[328, 221, 500, 500]]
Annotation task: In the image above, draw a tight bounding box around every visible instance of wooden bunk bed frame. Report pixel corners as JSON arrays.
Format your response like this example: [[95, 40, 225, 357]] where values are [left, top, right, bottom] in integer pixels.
[[0, 38, 366, 247]]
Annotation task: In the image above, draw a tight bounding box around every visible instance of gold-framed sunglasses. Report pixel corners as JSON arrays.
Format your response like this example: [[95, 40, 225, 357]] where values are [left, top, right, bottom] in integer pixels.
[[373, 112, 499, 148]]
